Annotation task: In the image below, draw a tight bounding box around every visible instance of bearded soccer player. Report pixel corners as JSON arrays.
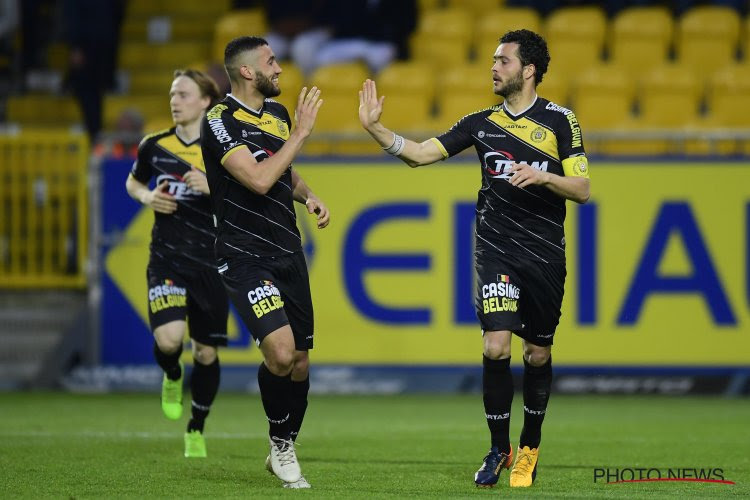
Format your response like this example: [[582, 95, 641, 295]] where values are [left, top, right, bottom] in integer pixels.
[[358, 29, 590, 488], [125, 69, 225, 458], [201, 36, 329, 489]]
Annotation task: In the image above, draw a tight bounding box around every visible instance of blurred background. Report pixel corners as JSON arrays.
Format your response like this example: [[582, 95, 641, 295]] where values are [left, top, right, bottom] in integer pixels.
[[0, 0, 749, 396]]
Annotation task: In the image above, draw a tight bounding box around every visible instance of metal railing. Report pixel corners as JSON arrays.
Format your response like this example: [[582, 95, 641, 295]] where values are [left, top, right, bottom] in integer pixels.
[[0, 130, 89, 288]]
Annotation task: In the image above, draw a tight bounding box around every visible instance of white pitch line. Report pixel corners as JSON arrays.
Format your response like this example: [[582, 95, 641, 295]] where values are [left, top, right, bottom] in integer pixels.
[[0, 430, 265, 439]]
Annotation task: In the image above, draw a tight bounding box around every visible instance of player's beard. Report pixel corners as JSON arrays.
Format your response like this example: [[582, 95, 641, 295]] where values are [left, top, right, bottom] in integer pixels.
[[255, 71, 281, 98], [495, 68, 524, 98]]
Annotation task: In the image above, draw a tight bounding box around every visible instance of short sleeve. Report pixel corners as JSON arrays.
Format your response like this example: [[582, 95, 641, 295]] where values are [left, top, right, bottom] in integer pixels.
[[201, 104, 246, 165], [130, 137, 153, 183], [433, 113, 477, 158], [555, 108, 589, 178]]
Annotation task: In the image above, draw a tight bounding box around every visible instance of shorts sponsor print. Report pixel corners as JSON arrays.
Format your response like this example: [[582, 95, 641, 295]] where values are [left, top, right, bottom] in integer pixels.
[[220, 252, 314, 350], [476, 249, 565, 346], [146, 264, 229, 346]]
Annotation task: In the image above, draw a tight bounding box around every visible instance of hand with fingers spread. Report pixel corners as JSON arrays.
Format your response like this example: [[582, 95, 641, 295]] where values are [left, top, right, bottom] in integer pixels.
[[509, 162, 549, 189], [293, 86, 323, 138], [305, 194, 330, 229], [184, 167, 209, 195], [358, 79, 384, 130], [142, 180, 178, 214]]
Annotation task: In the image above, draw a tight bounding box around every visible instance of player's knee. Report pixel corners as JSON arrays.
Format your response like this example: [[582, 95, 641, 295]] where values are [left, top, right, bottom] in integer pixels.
[[483, 341, 510, 360], [265, 350, 294, 376], [155, 336, 182, 354], [524, 347, 551, 367], [193, 343, 217, 365], [292, 353, 309, 378]]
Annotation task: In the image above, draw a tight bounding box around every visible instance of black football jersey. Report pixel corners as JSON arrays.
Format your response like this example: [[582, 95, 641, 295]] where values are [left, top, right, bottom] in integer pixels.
[[433, 97, 590, 263]]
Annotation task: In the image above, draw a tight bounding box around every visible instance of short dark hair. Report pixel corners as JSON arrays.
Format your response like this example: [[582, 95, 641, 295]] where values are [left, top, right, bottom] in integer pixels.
[[499, 29, 550, 85], [224, 36, 268, 82], [173, 68, 221, 107]]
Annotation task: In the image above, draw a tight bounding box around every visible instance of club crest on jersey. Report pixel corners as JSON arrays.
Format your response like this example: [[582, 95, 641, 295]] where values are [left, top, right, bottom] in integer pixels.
[[531, 126, 547, 143], [277, 120, 288, 136]]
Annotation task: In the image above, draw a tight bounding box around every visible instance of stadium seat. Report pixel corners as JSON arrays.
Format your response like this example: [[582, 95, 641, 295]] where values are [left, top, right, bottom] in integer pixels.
[[537, 70, 569, 108], [376, 61, 435, 132], [545, 6, 608, 87], [6, 95, 82, 127], [127, 0, 231, 18], [474, 7, 542, 62], [675, 6, 741, 82], [706, 64, 750, 127], [609, 6, 674, 78], [410, 8, 473, 65], [128, 70, 176, 95], [446, 0, 505, 16], [212, 9, 267, 63], [103, 95, 169, 131], [119, 42, 209, 71], [309, 62, 369, 132], [435, 64, 500, 131], [571, 64, 634, 130], [274, 63, 305, 117]]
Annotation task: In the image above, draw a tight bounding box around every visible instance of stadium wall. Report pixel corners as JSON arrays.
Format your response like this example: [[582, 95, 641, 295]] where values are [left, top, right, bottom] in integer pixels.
[[89, 158, 750, 394]]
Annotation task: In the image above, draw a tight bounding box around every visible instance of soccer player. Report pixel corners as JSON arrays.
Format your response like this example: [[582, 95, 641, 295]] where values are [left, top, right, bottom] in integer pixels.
[[201, 36, 329, 489], [358, 29, 590, 488], [125, 69, 226, 458]]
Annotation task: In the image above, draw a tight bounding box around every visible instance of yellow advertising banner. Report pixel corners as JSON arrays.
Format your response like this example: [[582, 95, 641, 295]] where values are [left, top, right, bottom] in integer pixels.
[[106, 162, 750, 366]]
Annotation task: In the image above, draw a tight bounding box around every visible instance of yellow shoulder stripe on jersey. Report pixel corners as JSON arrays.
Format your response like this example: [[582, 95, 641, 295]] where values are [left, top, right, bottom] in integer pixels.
[[233, 109, 290, 140], [486, 112, 559, 160], [562, 156, 590, 178], [140, 127, 171, 143], [157, 135, 206, 172], [430, 137, 449, 159], [221, 144, 247, 165]]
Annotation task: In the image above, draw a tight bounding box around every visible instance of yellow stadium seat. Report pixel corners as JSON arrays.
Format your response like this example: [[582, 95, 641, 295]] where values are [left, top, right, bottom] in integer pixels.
[[6, 95, 82, 127], [571, 64, 634, 130], [545, 6, 607, 87], [128, 70, 176, 95], [447, 0, 505, 16], [609, 7, 673, 77], [309, 63, 369, 132], [638, 64, 701, 127], [676, 6, 740, 81], [475, 7, 542, 62], [435, 64, 500, 131], [212, 9, 267, 63], [127, 0, 230, 17], [274, 63, 305, 117], [537, 70, 569, 107], [119, 42, 210, 71], [104, 95, 169, 131], [411, 8, 473, 65], [706, 64, 750, 127], [376, 62, 435, 132]]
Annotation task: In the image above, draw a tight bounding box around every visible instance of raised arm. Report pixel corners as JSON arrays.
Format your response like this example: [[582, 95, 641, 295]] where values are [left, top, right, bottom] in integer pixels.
[[358, 79, 444, 168], [223, 87, 323, 195]]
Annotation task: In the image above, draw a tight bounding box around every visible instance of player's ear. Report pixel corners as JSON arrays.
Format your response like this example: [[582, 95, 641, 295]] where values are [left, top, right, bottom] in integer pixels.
[[523, 64, 535, 80], [239, 65, 253, 82]]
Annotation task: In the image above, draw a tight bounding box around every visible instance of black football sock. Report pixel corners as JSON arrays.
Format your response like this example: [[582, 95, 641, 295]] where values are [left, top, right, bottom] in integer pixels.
[[519, 356, 552, 449], [257, 362, 293, 440], [154, 342, 182, 381], [483, 355, 513, 453], [289, 376, 310, 441], [187, 358, 220, 433]]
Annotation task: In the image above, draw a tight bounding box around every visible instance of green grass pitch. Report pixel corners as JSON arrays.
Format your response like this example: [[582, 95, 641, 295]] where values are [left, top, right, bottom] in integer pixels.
[[1, 393, 748, 498]]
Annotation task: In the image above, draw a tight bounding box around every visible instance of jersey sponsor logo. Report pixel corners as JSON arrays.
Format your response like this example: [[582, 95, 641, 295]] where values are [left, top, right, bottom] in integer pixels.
[[531, 126, 547, 143], [247, 280, 285, 319], [148, 279, 187, 313], [207, 104, 231, 143], [155, 174, 202, 200], [544, 102, 582, 148], [478, 130, 485, 138], [241, 129, 261, 137], [483, 150, 548, 179], [152, 155, 178, 164], [482, 274, 520, 314]]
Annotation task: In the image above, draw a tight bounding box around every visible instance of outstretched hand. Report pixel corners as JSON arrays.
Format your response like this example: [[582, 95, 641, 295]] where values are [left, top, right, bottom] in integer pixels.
[[294, 86, 323, 138], [358, 79, 384, 130]]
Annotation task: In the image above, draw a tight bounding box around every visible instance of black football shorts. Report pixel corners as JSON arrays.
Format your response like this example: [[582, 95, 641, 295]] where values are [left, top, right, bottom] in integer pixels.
[[220, 252, 314, 350], [475, 249, 566, 346]]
